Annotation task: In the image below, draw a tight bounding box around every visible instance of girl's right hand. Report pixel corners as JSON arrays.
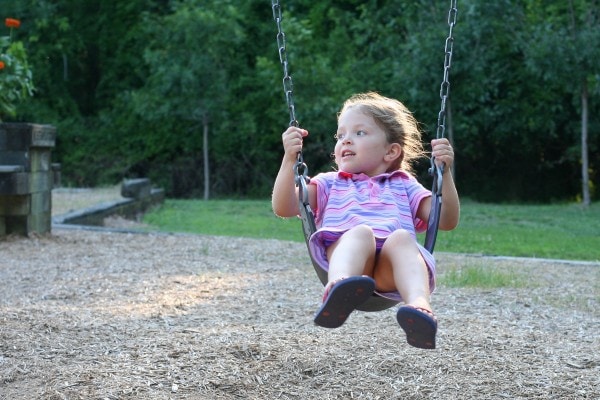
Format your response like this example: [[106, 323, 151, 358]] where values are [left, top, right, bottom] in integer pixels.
[[282, 126, 308, 160]]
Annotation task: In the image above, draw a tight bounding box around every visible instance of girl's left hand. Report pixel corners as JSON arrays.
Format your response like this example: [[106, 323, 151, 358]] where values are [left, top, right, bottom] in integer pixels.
[[431, 138, 454, 171]]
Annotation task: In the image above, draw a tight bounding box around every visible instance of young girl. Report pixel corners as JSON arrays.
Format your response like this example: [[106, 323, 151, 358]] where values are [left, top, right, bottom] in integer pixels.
[[272, 92, 460, 349]]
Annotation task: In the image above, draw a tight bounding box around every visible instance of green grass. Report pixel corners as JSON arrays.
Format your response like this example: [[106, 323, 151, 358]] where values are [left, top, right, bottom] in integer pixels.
[[438, 265, 527, 288], [432, 200, 600, 261], [143, 199, 600, 262], [142, 199, 305, 241]]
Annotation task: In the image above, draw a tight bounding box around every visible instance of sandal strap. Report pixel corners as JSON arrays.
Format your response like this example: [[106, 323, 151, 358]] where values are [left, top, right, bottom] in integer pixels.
[[405, 305, 437, 322], [322, 278, 345, 302]]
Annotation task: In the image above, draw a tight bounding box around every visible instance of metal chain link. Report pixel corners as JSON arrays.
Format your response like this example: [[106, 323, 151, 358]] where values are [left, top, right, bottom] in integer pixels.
[[424, 1, 458, 252], [271, 0, 299, 129], [273, 0, 457, 196], [272, 0, 309, 189], [436, 0, 458, 141], [430, 0, 458, 189]]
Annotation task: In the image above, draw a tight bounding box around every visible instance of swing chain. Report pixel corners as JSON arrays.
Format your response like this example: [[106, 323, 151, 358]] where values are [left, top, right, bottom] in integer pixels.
[[272, 0, 299, 129], [272, 0, 309, 190], [430, 0, 458, 193], [437, 0, 457, 140]]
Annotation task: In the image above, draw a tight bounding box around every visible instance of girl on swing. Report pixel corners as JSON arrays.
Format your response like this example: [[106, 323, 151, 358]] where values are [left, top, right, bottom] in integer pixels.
[[272, 92, 460, 349]]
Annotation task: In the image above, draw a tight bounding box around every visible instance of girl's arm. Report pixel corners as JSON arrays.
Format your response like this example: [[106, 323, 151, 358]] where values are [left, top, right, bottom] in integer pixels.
[[272, 127, 310, 217], [438, 169, 460, 230]]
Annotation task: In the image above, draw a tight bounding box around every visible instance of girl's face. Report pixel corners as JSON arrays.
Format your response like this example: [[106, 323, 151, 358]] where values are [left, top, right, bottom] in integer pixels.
[[334, 107, 400, 176]]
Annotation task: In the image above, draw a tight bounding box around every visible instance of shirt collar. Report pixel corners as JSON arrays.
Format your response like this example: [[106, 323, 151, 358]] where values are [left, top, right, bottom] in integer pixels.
[[337, 170, 408, 180]]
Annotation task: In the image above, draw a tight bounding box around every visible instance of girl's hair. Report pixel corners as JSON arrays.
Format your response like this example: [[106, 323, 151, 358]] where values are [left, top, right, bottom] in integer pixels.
[[338, 92, 426, 174]]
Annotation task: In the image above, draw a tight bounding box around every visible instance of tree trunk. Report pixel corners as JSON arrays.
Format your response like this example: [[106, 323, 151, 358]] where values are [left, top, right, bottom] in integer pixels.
[[581, 80, 590, 207], [203, 114, 210, 201]]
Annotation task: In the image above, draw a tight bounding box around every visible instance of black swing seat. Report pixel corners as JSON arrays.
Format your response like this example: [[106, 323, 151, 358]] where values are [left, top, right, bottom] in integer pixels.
[[297, 166, 443, 313]]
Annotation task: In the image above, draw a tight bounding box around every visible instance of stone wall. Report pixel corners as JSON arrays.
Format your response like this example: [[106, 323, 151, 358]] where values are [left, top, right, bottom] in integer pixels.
[[0, 123, 59, 236], [52, 179, 165, 227]]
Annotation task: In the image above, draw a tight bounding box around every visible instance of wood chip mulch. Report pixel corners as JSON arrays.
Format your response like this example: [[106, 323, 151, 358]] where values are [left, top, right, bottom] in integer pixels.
[[1, 229, 599, 399]]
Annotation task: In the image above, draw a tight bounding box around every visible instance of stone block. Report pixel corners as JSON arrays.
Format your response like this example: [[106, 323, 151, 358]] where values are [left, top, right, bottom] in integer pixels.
[[0, 123, 57, 236], [32, 191, 51, 213], [2, 211, 51, 235], [0, 171, 28, 195], [0, 123, 56, 150], [29, 149, 53, 172], [0, 151, 28, 167], [121, 178, 151, 200], [0, 194, 30, 215], [0, 149, 52, 172], [28, 211, 52, 234], [0, 192, 50, 217], [0, 165, 24, 173], [29, 171, 53, 193], [2, 215, 27, 235], [0, 171, 53, 195]]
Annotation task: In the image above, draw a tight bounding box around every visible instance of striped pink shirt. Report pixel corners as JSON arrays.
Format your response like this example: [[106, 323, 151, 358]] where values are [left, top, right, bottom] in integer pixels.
[[312, 170, 430, 235], [307, 170, 436, 300]]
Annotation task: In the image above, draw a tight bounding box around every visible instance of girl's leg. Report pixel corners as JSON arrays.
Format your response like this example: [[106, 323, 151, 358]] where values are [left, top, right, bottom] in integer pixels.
[[326, 224, 377, 283], [374, 229, 432, 312], [314, 225, 377, 328], [372, 230, 437, 348]]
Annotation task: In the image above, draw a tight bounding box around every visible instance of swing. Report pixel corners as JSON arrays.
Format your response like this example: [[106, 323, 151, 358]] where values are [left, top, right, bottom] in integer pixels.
[[272, 1, 458, 312]]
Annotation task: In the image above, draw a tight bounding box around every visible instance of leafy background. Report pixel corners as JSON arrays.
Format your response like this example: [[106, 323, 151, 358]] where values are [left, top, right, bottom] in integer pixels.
[[2, 0, 599, 202]]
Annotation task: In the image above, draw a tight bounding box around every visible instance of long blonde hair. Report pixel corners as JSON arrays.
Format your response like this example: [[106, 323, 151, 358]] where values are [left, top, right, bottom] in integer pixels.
[[338, 92, 426, 174]]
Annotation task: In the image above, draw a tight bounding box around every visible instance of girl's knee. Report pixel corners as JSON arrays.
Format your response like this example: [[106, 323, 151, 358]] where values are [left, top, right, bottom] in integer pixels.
[[347, 224, 375, 239], [385, 229, 417, 249]]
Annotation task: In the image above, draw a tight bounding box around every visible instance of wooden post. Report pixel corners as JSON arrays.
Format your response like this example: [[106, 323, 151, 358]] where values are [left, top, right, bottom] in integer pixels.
[[0, 123, 58, 236]]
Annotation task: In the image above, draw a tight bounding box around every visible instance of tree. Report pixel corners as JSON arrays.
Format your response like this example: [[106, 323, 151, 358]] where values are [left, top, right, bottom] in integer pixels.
[[7, 0, 599, 201], [523, 0, 600, 206], [132, 0, 244, 198]]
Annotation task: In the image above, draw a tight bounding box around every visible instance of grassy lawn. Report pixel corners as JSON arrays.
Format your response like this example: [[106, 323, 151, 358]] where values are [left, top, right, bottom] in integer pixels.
[[142, 199, 600, 262], [434, 200, 600, 261]]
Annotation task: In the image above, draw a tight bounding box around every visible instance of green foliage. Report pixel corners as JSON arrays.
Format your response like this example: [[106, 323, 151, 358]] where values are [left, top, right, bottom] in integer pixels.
[[450, 1, 581, 201], [143, 199, 600, 262], [127, 0, 249, 196], [7, 0, 600, 202], [521, 0, 600, 202], [0, 19, 34, 120]]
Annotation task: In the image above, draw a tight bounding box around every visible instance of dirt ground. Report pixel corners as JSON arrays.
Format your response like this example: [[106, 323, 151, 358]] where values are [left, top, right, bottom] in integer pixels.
[[0, 190, 598, 399]]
